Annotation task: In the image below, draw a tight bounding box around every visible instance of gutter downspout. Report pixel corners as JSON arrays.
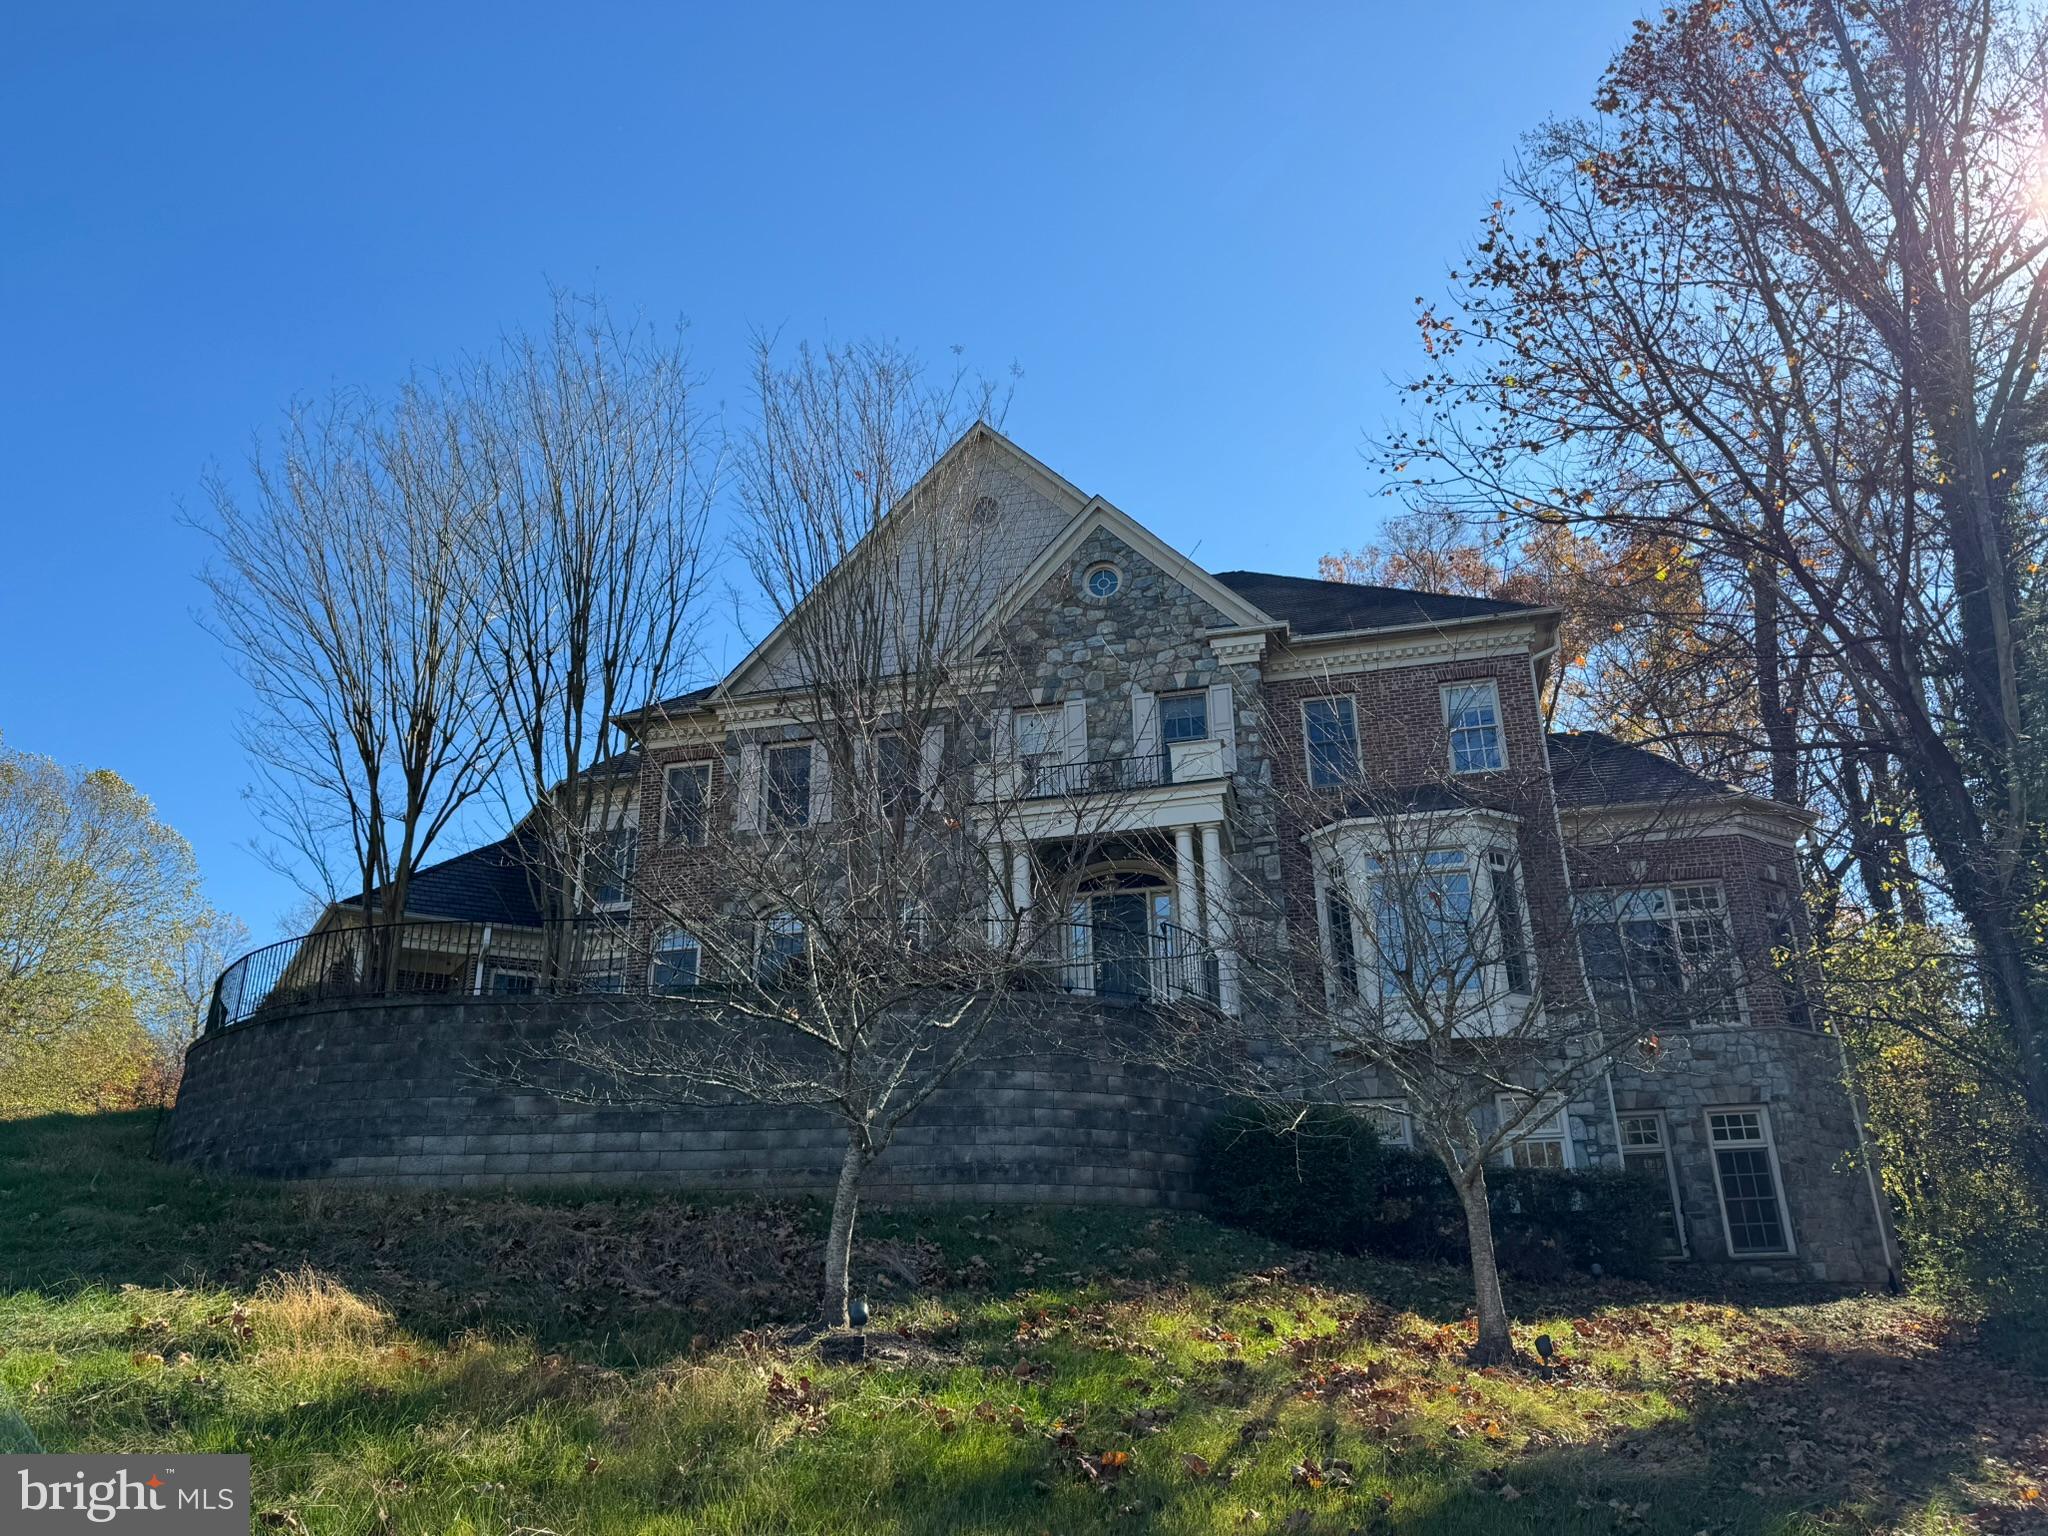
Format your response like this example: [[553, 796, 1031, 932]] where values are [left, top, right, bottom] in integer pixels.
[[1527, 635, 1627, 1177]]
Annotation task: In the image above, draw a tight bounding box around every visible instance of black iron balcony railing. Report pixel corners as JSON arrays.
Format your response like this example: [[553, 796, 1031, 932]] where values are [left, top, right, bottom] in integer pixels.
[[1017, 751, 1170, 800], [1023, 919, 1219, 1005], [205, 916, 641, 1033], [204, 913, 1222, 1034]]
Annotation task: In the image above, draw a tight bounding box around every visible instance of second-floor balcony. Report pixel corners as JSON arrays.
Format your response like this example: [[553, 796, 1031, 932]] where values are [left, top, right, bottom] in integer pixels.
[[975, 737, 1231, 805]]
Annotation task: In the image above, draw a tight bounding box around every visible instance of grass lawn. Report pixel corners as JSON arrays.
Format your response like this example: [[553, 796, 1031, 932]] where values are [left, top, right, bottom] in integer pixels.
[[0, 1113, 2041, 1534]]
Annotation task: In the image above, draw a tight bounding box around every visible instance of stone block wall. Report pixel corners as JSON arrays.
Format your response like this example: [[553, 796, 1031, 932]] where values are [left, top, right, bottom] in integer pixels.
[[163, 996, 1212, 1206]]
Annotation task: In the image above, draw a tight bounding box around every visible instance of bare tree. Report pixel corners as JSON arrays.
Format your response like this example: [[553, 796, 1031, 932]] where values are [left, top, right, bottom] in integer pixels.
[[502, 344, 1174, 1327], [472, 292, 717, 959], [197, 380, 501, 940], [1382, 0, 2048, 1143], [1143, 707, 1775, 1365]]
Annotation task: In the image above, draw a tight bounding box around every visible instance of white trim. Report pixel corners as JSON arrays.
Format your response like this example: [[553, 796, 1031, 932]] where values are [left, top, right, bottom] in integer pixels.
[[1299, 693, 1361, 789], [1704, 1104, 1797, 1258], [1441, 678, 1507, 775], [1495, 1092, 1573, 1169], [1265, 621, 1546, 682], [1558, 798, 1815, 848], [1131, 684, 1161, 758], [1574, 879, 1748, 1027], [713, 424, 1092, 701], [1618, 1109, 1691, 1259], [734, 742, 762, 831], [965, 496, 1279, 651], [1206, 681, 1237, 772], [1357, 1097, 1413, 1148], [648, 927, 702, 994], [661, 760, 715, 847], [762, 741, 815, 830]]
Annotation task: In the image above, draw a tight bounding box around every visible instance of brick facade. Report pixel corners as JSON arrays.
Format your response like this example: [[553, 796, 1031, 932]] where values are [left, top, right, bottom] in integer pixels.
[[168, 433, 1894, 1285]]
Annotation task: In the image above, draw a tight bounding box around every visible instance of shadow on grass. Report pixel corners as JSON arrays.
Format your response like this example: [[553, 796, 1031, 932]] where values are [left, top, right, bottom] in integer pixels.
[[0, 1111, 1481, 1359], [1481, 1327, 2046, 1534]]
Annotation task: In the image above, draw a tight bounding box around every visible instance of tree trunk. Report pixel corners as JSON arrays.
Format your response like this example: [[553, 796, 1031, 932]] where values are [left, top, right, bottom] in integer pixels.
[[1455, 1163, 1516, 1366], [820, 1130, 866, 1329]]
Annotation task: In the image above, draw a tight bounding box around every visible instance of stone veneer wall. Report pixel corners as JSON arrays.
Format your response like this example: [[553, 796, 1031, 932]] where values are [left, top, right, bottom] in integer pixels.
[[163, 996, 1211, 1205]]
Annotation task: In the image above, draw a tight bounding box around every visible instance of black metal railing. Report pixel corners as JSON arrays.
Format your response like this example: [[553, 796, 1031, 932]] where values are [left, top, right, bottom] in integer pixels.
[[1022, 919, 1218, 1005], [205, 916, 638, 1033], [205, 913, 1224, 1034], [1017, 751, 1171, 801]]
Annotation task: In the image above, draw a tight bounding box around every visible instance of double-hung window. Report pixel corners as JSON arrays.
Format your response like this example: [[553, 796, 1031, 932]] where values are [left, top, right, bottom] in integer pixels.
[[1159, 691, 1209, 745], [1323, 885, 1360, 999], [1303, 697, 1359, 788], [764, 743, 813, 829], [758, 912, 807, 988], [583, 823, 636, 909], [1014, 706, 1065, 797], [1358, 1097, 1413, 1148], [1576, 882, 1741, 1025], [650, 927, 701, 993], [1485, 848, 1532, 994], [1620, 1111, 1688, 1257], [1496, 1093, 1571, 1168], [663, 762, 712, 847], [1705, 1107, 1794, 1255], [1368, 850, 1478, 1000], [1443, 681, 1506, 773], [875, 732, 917, 821]]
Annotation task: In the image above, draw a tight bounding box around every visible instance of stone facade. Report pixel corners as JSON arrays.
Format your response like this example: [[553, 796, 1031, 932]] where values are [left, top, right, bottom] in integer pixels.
[[170, 430, 1896, 1287]]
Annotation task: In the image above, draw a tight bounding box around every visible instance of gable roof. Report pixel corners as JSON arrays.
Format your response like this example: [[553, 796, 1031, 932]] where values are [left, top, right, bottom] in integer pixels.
[[1212, 571, 1545, 637], [973, 497, 1280, 646], [1545, 730, 1737, 809], [337, 830, 548, 926], [712, 424, 1091, 703]]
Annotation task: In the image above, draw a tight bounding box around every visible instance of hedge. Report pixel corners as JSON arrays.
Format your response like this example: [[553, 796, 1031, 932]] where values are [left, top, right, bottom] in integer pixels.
[[1196, 1099, 1670, 1280]]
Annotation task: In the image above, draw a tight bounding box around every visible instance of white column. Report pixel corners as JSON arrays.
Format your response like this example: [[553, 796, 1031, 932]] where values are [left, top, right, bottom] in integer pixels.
[[1200, 820, 1240, 1015], [1173, 825, 1199, 997], [985, 841, 1009, 946], [1010, 843, 1033, 937]]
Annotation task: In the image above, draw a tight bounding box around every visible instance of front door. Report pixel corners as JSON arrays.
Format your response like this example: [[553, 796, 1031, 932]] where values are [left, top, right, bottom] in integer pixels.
[[1092, 893, 1152, 1000]]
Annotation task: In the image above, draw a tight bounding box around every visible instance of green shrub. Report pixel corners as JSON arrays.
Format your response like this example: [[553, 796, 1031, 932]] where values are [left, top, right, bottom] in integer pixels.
[[1195, 1100, 1385, 1251], [1197, 1100, 1670, 1279]]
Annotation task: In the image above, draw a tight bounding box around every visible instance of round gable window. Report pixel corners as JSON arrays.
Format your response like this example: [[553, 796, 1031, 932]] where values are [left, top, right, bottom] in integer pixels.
[[1084, 563, 1122, 599]]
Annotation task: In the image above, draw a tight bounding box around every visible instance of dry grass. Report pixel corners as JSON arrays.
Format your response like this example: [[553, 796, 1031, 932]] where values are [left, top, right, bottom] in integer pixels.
[[3, 1114, 2044, 1534], [248, 1266, 394, 1353]]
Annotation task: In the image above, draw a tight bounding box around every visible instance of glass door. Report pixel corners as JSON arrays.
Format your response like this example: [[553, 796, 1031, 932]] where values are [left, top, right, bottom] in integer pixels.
[[1092, 892, 1152, 1000]]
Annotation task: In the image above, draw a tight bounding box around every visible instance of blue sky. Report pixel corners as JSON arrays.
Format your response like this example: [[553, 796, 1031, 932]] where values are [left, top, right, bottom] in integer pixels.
[[0, 1, 1643, 936]]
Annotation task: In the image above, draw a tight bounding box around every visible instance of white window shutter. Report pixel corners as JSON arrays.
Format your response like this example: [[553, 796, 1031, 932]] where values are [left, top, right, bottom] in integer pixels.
[[1206, 681, 1237, 771], [1062, 696, 1089, 764], [851, 734, 871, 812], [992, 705, 1014, 761], [810, 738, 833, 823], [918, 724, 945, 804], [735, 743, 761, 831], [1131, 686, 1159, 758]]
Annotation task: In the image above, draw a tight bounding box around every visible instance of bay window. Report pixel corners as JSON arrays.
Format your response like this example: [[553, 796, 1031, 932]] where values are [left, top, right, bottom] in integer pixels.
[[1576, 882, 1742, 1026]]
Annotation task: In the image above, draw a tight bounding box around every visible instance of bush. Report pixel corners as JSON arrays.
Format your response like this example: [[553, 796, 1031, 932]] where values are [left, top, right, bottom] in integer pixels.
[[1197, 1100, 1671, 1279], [1195, 1100, 1385, 1252]]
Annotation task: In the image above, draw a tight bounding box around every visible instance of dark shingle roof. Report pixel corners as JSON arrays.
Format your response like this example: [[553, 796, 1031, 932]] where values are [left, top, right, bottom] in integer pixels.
[[624, 683, 718, 725], [1545, 731, 1733, 809], [338, 831, 548, 926], [1211, 570, 1545, 637]]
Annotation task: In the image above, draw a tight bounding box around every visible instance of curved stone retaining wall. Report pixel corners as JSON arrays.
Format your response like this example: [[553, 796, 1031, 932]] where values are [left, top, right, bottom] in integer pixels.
[[164, 997, 1211, 1206]]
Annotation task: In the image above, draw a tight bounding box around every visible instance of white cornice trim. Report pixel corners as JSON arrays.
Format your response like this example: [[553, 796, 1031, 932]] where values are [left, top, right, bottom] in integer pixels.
[[1265, 622, 1543, 680], [1558, 796, 1812, 847]]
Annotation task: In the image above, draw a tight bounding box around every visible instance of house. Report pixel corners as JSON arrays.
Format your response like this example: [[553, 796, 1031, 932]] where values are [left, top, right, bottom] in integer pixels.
[[175, 427, 1892, 1282]]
